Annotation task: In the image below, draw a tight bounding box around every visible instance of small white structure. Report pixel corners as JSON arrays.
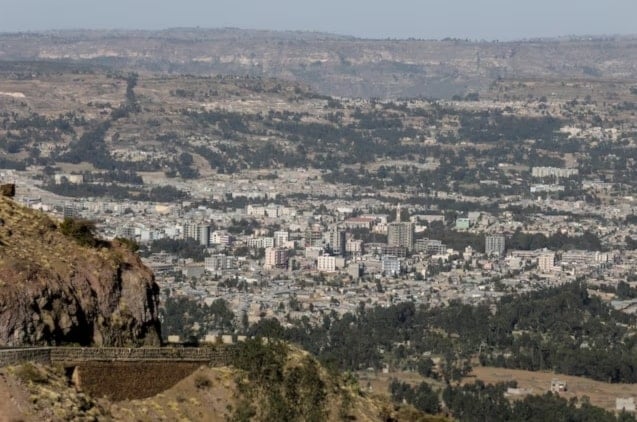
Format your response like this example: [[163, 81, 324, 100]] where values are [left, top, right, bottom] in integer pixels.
[[616, 398, 636, 412], [550, 378, 567, 393]]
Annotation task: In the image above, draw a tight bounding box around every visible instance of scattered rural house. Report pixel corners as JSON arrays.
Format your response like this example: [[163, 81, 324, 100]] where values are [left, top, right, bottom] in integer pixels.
[[550, 378, 567, 393]]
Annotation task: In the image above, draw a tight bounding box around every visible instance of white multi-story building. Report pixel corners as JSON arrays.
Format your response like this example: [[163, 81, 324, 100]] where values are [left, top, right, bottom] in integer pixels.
[[246, 205, 266, 217], [205, 254, 235, 272], [531, 167, 579, 178], [211, 231, 231, 246], [317, 254, 336, 273], [248, 237, 274, 249]]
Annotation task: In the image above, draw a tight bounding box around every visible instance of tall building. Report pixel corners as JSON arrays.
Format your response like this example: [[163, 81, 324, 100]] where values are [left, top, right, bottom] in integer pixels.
[[538, 252, 555, 272], [264, 247, 289, 270], [387, 204, 414, 251], [183, 223, 211, 247], [326, 227, 347, 256], [304, 224, 323, 247], [197, 225, 211, 247], [388, 223, 413, 250], [485, 234, 506, 256]]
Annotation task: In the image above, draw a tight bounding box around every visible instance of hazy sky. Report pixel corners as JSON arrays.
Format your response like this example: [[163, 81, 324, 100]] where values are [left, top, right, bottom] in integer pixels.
[[1, 0, 634, 40]]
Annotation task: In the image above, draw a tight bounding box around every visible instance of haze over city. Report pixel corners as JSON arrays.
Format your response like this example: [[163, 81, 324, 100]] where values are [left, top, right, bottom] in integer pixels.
[[1, 0, 636, 40]]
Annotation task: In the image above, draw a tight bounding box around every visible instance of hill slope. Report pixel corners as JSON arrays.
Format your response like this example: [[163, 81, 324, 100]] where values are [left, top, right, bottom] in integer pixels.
[[0, 191, 161, 346], [0, 342, 450, 421]]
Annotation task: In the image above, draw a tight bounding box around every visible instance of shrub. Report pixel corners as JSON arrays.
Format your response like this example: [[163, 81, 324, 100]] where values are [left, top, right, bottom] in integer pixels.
[[59, 217, 99, 247], [115, 237, 140, 253], [15, 363, 49, 384], [194, 374, 212, 390]]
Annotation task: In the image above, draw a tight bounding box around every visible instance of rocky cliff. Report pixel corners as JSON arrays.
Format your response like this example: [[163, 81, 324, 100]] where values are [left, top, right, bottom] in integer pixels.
[[0, 193, 161, 346]]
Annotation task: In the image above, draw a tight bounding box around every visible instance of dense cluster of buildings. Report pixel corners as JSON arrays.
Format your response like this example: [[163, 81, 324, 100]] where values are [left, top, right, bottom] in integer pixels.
[[5, 165, 637, 334]]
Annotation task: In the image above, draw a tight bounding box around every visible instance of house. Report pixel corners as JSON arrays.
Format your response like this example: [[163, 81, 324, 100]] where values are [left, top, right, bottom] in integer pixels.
[[550, 379, 567, 393]]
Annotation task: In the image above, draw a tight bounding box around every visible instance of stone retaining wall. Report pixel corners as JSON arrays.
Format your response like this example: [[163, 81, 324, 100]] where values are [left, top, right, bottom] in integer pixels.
[[0, 346, 234, 367], [0, 348, 52, 366]]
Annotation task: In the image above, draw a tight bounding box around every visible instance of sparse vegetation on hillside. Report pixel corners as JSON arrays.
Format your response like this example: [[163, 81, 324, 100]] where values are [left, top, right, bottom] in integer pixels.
[[228, 339, 437, 421], [59, 217, 100, 247]]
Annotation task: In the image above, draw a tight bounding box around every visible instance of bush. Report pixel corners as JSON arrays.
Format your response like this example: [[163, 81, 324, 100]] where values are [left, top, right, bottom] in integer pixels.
[[59, 217, 99, 247], [15, 363, 49, 384], [115, 237, 140, 253], [194, 374, 212, 390]]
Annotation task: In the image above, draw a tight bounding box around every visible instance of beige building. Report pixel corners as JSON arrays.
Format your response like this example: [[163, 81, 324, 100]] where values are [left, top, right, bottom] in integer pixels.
[[265, 247, 288, 269], [538, 252, 556, 272], [317, 254, 336, 272]]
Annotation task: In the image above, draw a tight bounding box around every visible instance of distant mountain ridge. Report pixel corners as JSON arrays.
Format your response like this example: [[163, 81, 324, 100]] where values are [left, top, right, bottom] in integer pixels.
[[1, 28, 636, 98]]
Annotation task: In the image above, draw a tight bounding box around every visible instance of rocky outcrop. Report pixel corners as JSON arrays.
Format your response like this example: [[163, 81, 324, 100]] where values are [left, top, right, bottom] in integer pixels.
[[0, 195, 161, 346]]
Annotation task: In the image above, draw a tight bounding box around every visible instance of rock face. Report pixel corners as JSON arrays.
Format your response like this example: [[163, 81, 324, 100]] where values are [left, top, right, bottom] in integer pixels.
[[0, 195, 161, 346]]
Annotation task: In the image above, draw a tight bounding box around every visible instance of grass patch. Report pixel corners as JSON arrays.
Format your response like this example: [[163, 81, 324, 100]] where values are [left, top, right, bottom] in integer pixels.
[[14, 363, 49, 384]]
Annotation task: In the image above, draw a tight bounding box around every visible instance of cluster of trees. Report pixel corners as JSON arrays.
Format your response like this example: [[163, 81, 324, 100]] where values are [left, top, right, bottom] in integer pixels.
[[248, 282, 637, 383], [388, 377, 627, 421], [508, 228, 603, 251], [183, 109, 250, 135], [443, 381, 634, 422], [457, 112, 563, 143], [230, 340, 329, 421], [141, 238, 209, 261], [424, 221, 486, 252], [0, 157, 26, 170], [171, 152, 199, 179], [58, 121, 116, 168], [192, 146, 240, 174], [227, 218, 261, 235], [161, 297, 235, 340], [389, 380, 440, 414]]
